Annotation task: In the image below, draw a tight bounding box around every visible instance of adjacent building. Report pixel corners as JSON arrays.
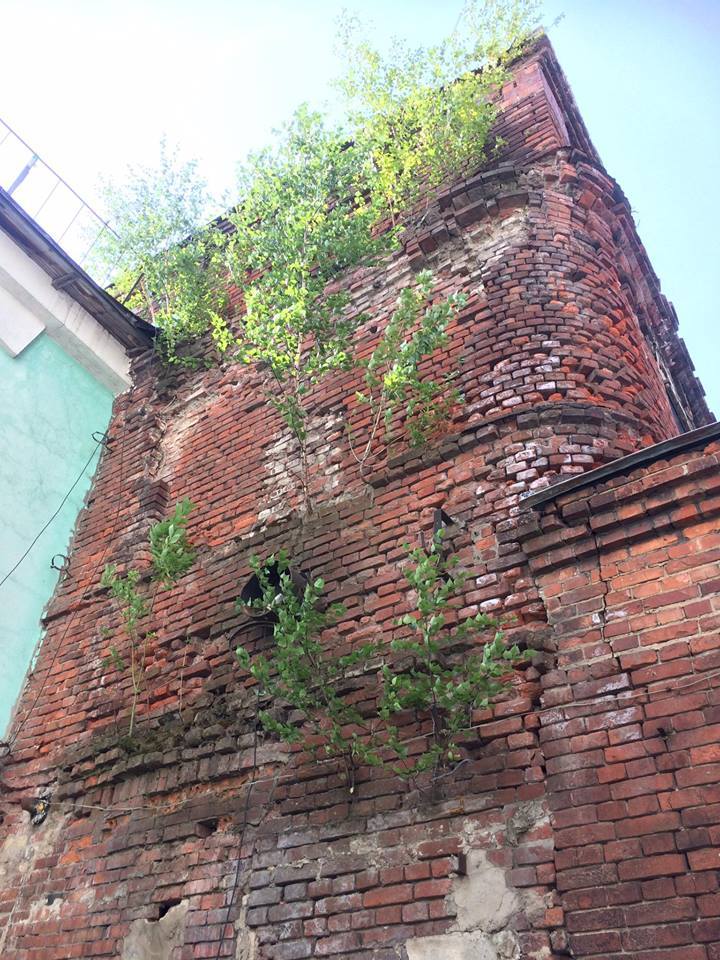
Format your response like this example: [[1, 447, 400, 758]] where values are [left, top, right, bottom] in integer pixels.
[[0, 182, 151, 735]]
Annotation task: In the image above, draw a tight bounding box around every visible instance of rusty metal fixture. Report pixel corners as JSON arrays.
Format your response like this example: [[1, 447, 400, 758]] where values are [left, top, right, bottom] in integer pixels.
[[20, 791, 51, 826], [50, 553, 70, 575]]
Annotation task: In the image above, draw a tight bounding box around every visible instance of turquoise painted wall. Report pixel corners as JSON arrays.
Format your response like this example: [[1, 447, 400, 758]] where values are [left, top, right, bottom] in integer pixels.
[[0, 334, 114, 735]]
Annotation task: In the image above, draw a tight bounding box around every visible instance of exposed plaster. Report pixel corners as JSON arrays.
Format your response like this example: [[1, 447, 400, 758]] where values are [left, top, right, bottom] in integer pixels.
[[406, 804, 550, 960], [0, 810, 70, 956], [122, 900, 190, 960], [235, 894, 257, 960]]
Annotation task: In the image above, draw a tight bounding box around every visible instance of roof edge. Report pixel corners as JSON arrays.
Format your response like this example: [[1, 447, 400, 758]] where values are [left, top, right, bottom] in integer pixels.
[[0, 188, 154, 351]]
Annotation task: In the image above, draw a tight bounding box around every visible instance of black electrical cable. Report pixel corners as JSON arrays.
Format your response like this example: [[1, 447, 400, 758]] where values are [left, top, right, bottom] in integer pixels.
[[0, 436, 105, 590]]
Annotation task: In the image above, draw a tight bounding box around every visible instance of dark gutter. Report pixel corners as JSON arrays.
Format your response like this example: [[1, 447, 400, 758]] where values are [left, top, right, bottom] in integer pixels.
[[0, 187, 154, 350], [521, 421, 720, 511]]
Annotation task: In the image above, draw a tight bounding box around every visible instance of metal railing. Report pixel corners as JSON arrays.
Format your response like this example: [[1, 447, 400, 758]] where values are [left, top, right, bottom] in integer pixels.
[[0, 116, 120, 285]]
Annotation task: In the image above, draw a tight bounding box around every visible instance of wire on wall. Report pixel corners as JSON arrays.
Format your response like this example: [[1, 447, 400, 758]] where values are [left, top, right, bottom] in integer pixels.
[[0, 432, 110, 590], [6, 425, 126, 749]]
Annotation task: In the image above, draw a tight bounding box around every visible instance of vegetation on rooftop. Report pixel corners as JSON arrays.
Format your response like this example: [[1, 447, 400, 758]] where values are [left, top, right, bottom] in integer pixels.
[[92, 0, 538, 499]]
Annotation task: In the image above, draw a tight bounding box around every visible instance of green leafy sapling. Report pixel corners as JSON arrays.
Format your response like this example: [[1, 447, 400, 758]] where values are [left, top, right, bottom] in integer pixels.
[[100, 566, 147, 636], [380, 531, 522, 778], [335, 0, 540, 225], [100, 565, 148, 736], [100, 499, 196, 736], [351, 271, 466, 470], [236, 551, 383, 787], [149, 497, 196, 586], [223, 108, 393, 507], [89, 143, 226, 363], [101, 645, 127, 674]]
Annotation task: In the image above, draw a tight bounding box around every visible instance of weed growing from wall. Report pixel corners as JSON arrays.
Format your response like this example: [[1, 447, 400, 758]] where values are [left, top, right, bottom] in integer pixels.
[[350, 270, 466, 471], [149, 498, 196, 585], [90, 145, 226, 363], [236, 552, 384, 790], [381, 531, 522, 779], [101, 500, 196, 736]]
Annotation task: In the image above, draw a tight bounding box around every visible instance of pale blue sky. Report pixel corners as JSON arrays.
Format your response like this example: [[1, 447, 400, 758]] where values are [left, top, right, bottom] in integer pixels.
[[2, 0, 718, 414]]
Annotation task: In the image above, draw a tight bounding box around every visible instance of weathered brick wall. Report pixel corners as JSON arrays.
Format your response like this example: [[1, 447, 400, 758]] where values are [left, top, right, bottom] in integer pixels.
[[0, 37, 714, 960], [517, 429, 720, 959]]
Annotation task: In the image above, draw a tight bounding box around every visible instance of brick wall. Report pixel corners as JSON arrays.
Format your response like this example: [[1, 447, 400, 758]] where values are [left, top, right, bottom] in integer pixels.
[[0, 37, 715, 960], [517, 428, 720, 959]]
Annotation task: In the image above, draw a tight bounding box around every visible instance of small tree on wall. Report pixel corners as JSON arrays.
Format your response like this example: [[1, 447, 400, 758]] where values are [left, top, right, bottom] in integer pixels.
[[101, 500, 196, 736], [235, 535, 521, 788], [236, 551, 385, 790], [90, 146, 226, 363], [350, 271, 468, 472], [380, 531, 522, 779], [221, 107, 388, 508]]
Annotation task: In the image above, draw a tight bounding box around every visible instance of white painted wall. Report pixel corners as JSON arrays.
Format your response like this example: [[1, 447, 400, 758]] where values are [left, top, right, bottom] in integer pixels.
[[0, 227, 131, 392]]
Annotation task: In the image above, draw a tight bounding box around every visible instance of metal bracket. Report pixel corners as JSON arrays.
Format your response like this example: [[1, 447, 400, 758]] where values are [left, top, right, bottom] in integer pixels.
[[433, 508, 457, 536], [421, 508, 459, 552], [50, 554, 70, 575]]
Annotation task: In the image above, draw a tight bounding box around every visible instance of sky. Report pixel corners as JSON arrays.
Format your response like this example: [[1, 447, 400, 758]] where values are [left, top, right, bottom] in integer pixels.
[[1, 0, 719, 413]]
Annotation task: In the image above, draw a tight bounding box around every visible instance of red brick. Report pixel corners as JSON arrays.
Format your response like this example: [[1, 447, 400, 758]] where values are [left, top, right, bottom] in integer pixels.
[[688, 849, 720, 871], [363, 885, 413, 909], [618, 854, 687, 881]]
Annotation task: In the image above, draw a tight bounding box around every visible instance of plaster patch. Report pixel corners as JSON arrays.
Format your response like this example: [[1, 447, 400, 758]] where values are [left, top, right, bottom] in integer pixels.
[[406, 932, 499, 960], [453, 850, 519, 934], [0, 810, 71, 954], [405, 803, 549, 960], [122, 900, 189, 960], [235, 895, 257, 960]]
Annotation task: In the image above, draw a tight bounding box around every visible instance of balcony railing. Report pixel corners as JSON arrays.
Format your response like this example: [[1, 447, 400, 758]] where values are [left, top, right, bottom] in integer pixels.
[[0, 116, 120, 286]]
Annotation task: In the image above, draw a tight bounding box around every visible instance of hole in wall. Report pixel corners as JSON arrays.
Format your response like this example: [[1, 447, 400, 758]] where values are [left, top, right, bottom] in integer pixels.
[[239, 561, 309, 622], [21, 792, 51, 826], [157, 898, 182, 920], [46, 893, 64, 906], [196, 817, 219, 838]]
